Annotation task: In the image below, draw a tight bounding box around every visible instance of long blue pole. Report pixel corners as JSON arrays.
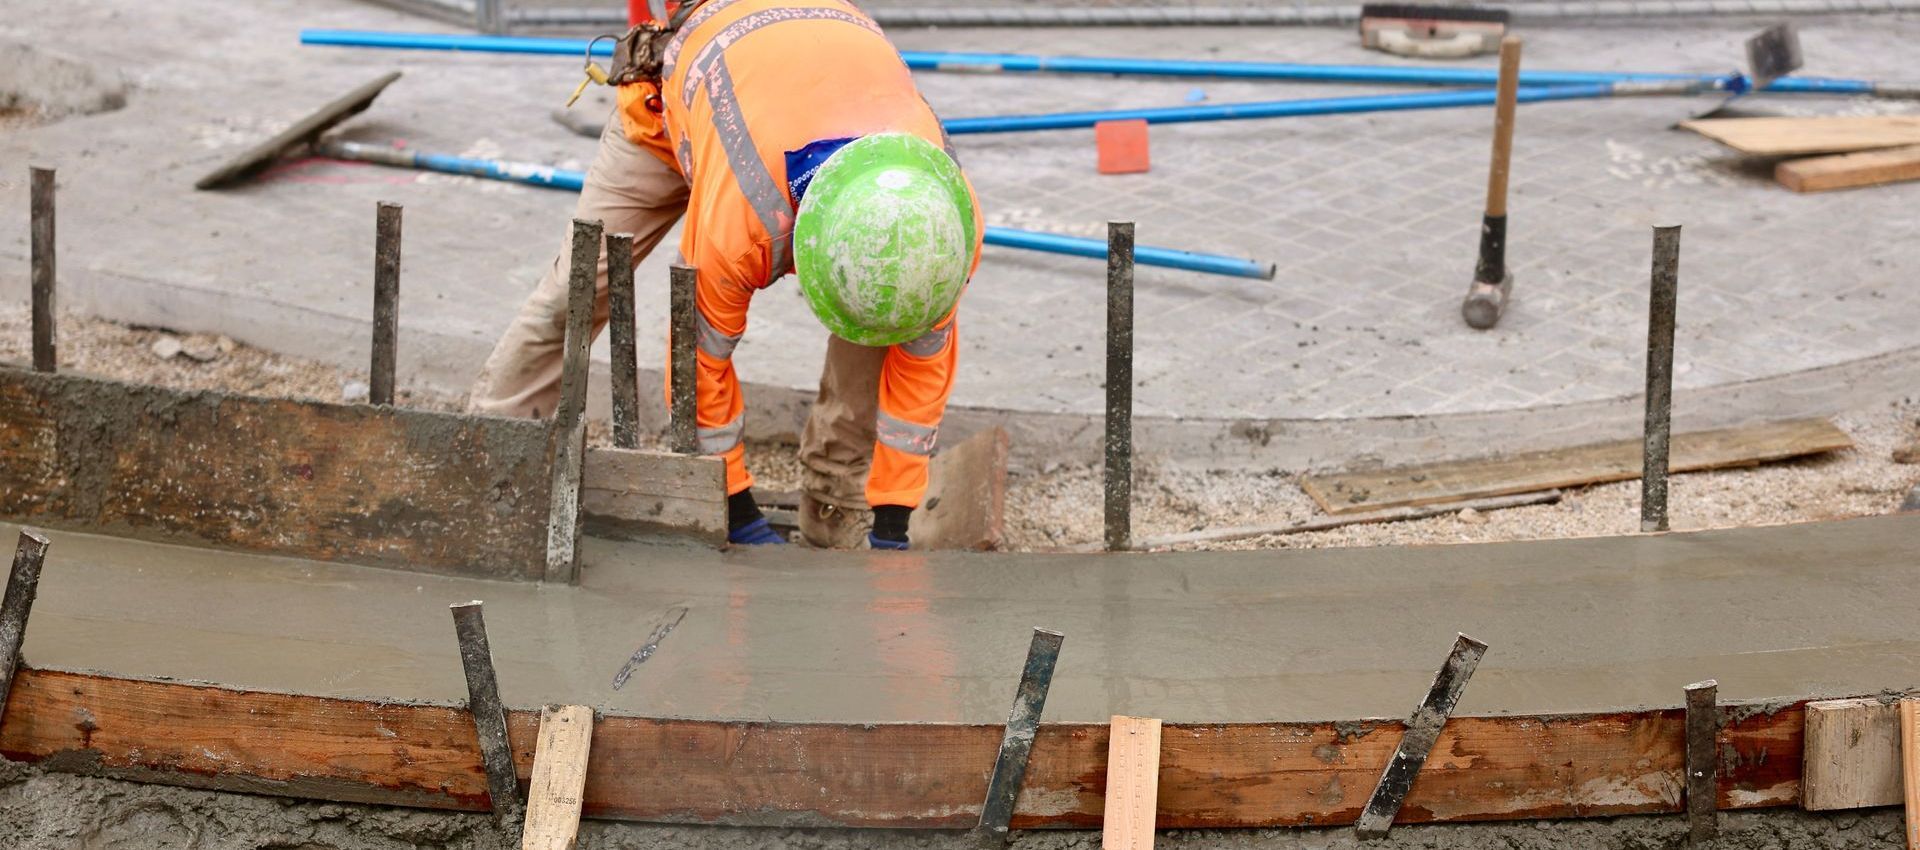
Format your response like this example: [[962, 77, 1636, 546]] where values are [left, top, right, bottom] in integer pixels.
[[297, 29, 1893, 95], [317, 142, 1274, 279], [944, 84, 1619, 134]]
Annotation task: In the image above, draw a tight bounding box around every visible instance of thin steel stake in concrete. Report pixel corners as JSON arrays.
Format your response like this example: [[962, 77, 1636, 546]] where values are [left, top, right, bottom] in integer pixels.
[[370, 202, 402, 406], [1642, 225, 1681, 533], [977, 627, 1066, 840], [30, 167, 56, 372], [668, 264, 699, 455], [450, 601, 523, 832], [1685, 679, 1720, 844], [1356, 633, 1490, 839], [1104, 221, 1135, 552], [546, 219, 600, 584], [606, 232, 641, 449], [0, 530, 50, 726]]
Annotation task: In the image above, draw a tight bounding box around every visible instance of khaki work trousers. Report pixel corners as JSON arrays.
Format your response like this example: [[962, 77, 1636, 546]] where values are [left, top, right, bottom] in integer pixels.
[[467, 116, 886, 514]]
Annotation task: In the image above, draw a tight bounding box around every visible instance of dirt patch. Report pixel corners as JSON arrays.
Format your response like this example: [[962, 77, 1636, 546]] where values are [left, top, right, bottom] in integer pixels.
[[0, 40, 126, 123], [0, 760, 1904, 850]]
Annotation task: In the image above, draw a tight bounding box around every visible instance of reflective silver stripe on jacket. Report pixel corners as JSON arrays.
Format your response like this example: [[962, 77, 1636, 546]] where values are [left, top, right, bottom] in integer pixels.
[[696, 310, 742, 360], [679, 6, 882, 106], [660, 0, 748, 80], [898, 323, 951, 358], [875, 411, 938, 456], [698, 415, 745, 454], [697, 61, 793, 283]]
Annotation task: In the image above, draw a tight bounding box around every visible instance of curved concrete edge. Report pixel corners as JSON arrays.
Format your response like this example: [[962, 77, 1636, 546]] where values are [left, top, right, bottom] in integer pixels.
[[10, 257, 1913, 472]]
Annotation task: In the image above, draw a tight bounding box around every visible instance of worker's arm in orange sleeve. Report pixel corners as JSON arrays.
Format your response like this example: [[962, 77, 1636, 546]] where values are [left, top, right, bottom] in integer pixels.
[[665, 234, 764, 495], [615, 82, 682, 172]]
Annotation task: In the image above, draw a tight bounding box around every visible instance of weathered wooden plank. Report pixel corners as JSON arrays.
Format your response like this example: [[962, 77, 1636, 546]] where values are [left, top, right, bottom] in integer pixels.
[[523, 705, 594, 850], [1803, 697, 1902, 810], [1681, 116, 1920, 156], [0, 366, 550, 580], [0, 666, 1808, 830], [911, 426, 1010, 551], [1903, 699, 1920, 850], [1102, 715, 1161, 850], [1777, 144, 1920, 193], [580, 447, 726, 545], [1302, 418, 1851, 515]]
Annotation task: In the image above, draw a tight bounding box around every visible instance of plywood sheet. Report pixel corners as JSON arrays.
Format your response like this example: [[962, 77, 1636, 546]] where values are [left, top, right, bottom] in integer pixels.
[[1682, 116, 1920, 156], [1302, 418, 1851, 515]]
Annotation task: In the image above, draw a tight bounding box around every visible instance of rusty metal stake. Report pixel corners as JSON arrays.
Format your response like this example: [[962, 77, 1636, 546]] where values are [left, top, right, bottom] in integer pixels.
[[450, 601, 523, 833], [30, 167, 56, 372], [1104, 221, 1135, 552], [0, 530, 50, 726], [370, 202, 402, 406], [977, 627, 1066, 840], [668, 264, 699, 455], [1356, 633, 1489, 839], [606, 232, 641, 449], [546, 218, 599, 584], [1642, 225, 1681, 533], [1686, 679, 1720, 844]]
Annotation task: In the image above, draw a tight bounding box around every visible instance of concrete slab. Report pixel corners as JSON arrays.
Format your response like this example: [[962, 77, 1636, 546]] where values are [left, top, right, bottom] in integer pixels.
[[4, 0, 1920, 470], [13, 513, 1920, 724]]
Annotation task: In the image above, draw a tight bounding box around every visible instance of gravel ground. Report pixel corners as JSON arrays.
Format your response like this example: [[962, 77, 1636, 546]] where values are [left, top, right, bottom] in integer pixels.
[[7, 310, 1917, 553]]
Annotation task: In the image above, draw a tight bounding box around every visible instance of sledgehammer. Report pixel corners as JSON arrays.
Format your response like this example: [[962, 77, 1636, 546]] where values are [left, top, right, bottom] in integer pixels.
[[1461, 36, 1522, 330]]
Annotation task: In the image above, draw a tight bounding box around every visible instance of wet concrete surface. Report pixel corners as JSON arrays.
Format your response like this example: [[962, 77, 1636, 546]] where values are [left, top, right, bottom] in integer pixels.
[[13, 514, 1920, 723]]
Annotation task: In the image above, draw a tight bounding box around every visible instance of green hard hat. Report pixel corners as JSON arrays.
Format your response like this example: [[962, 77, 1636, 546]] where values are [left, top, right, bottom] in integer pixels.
[[793, 133, 976, 348]]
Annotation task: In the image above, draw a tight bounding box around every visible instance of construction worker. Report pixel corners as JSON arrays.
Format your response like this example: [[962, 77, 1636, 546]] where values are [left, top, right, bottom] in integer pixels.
[[467, 0, 982, 550]]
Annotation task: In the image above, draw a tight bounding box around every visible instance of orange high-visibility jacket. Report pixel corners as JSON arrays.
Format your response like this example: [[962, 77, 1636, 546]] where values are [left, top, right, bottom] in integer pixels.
[[614, 0, 983, 509]]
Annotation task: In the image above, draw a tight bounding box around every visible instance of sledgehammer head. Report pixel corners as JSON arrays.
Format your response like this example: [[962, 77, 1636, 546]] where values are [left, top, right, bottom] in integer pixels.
[[1461, 273, 1512, 330], [195, 71, 401, 190]]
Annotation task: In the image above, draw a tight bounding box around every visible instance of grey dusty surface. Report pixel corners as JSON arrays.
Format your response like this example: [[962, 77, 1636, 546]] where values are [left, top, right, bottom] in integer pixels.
[[4, 0, 1920, 469], [0, 760, 1910, 850], [12, 513, 1920, 724]]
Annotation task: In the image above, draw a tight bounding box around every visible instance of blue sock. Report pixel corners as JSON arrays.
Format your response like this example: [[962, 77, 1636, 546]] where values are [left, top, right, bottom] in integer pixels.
[[729, 517, 786, 545], [867, 532, 909, 551]]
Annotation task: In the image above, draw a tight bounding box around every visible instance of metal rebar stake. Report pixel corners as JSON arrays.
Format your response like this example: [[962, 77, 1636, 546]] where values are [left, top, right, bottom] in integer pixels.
[[668, 264, 699, 455], [1642, 225, 1681, 533], [30, 167, 56, 372], [1685, 679, 1720, 844], [977, 627, 1066, 840], [1356, 633, 1489, 839], [450, 601, 523, 832], [0, 530, 50, 726], [476, 0, 505, 34], [546, 219, 600, 584], [370, 202, 402, 406], [1104, 221, 1136, 552], [606, 233, 641, 449]]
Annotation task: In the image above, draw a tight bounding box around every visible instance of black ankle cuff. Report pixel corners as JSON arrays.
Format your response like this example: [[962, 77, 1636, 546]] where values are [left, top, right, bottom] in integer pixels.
[[872, 504, 911, 542], [727, 489, 764, 531]]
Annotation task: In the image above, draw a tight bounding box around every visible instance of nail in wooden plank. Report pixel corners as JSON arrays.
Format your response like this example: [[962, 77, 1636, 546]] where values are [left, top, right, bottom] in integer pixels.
[[1642, 225, 1681, 533], [668, 264, 698, 456], [547, 219, 600, 584], [30, 167, 56, 372], [977, 627, 1066, 840], [0, 530, 50, 725], [1902, 699, 1920, 850], [451, 601, 523, 831], [1685, 679, 1720, 844], [370, 202, 402, 406], [1102, 715, 1162, 850], [520, 704, 594, 850], [606, 233, 641, 449], [1803, 697, 1902, 810], [1356, 633, 1489, 839], [1104, 221, 1135, 552]]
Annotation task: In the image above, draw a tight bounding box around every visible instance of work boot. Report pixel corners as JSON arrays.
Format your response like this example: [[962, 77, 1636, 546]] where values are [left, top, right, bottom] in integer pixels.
[[799, 492, 870, 549]]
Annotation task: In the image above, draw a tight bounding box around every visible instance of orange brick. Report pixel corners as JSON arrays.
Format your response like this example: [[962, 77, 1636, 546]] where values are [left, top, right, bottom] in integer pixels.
[[1095, 119, 1150, 175]]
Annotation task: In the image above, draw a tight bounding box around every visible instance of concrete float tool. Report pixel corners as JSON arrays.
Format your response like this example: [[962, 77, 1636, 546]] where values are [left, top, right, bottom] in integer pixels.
[[193, 74, 1274, 279], [1461, 36, 1522, 330]]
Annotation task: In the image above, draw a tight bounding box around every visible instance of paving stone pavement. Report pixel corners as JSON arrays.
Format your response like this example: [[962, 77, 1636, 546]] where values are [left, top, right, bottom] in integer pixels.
[[3, 1, 1918, 449]]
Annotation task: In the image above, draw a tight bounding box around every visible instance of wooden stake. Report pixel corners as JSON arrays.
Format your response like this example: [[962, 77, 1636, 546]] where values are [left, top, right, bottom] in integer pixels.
[[1356, 633, 1489, 839], [1685, 679, 1720, 844], [30, 167, 56, 372], [1642, 225, 1681, 533], [1902, 698, 1919, 850], [1104, 221, 1135, 552], [0, 530, 50, 726], [1102, 715, 1162, 850], [450, 601, 523, 832], [668, 264, 698, 455], [521, 704, 594, 850], [370, 202, 402, 406], [977, 627, 1066, 840], [606, 233, 641, 449], [546, 219, 600, 584]]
